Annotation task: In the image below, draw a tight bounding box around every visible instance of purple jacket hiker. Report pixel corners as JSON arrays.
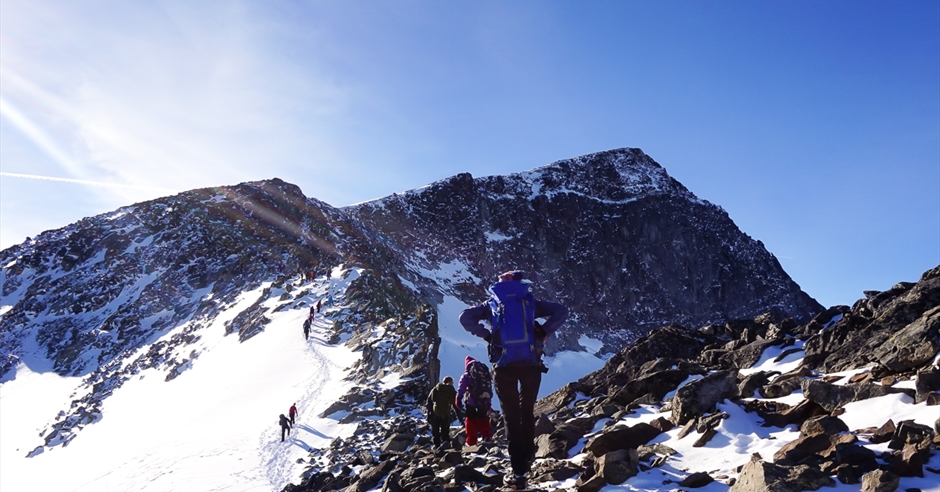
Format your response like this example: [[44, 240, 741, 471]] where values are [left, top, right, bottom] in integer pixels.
[[456, 356, 490, 409]]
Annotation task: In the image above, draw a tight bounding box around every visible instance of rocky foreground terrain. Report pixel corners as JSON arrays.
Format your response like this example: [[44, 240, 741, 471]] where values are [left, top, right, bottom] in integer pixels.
[[284, 266, 940, 492]]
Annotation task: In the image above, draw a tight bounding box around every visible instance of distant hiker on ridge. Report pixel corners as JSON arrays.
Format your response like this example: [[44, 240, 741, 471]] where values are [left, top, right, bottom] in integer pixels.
[[289, 403, 298, 425], [316, 299, 322, 314], [279, 414, 292, 442], [426, 376, 458, 448], [459, 270, 568, 489], [303, 318, 311, 340], [455, 356, 493, 446]]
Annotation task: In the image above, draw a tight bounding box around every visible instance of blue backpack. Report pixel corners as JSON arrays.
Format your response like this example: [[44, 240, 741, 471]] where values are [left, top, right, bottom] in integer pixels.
[[487, 280, 539, 367]]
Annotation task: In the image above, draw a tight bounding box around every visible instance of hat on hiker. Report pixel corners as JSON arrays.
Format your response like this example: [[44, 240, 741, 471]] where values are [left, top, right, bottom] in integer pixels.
[[498, 270, 524, 282]]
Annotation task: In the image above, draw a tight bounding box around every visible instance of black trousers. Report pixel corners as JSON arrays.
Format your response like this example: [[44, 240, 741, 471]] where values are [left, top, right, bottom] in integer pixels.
[[428, 413, 450, 445], [494, 365, 542, 475], [281, 425, 291, 442]]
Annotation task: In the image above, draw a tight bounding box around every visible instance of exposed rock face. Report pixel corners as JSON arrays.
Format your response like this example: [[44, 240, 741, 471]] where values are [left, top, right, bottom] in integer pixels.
[[802, 266, 940, 373], [347, 148, 822, 351]]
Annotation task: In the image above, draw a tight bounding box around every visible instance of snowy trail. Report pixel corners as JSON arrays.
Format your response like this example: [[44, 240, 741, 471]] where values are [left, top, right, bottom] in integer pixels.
[[260, 311, 348, 488], [0, 274, 360, 492]]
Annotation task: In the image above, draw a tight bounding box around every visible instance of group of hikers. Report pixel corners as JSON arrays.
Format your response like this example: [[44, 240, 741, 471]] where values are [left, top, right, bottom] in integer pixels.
[[427, 270, 568, 490], [277, 268, 568, 490], [300, 265, 333, 282]]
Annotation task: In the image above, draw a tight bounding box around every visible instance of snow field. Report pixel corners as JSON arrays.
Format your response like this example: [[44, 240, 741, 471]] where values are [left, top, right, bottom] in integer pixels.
[[0, 269, 360, 492]]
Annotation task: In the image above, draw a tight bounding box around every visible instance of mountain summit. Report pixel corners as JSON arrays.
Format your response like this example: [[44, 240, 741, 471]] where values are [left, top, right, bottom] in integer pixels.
[[1, 147, 823, 490], [347, 147, 821, 350]]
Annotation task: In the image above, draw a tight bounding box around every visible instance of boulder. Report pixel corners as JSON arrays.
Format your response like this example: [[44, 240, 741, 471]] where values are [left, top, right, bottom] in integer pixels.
[[888, 419, 935, 451], [670, 370, 739, 425], [730, 455, 834, 492], [738, 371, 773, 398], [800, 415, 849, 437], [575, 475, 607, 492], [860, 469, 900, 492], [728, 457, 790, 492], [801, 379, 914, 412], [678, 471, 714, 488], [772, 434, 831, 464], [594, 448, 639, 485], [723, 339, 782, 369], [869, 419, 896, 444], [692, 428, 718, 447], [872, 305, 940, 372], [347, 459, 398, 492], [380, 433, 415, 453], [608, 368, 697, 406], [915, 366, 940, 403], [886, 443, 926, 477], [584, 422, 661, 458]]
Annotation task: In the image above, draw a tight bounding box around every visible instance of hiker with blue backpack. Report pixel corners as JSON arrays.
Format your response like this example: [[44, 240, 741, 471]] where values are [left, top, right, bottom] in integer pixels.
[[459, 270, 568, 489], [455, 356, 494, 445]]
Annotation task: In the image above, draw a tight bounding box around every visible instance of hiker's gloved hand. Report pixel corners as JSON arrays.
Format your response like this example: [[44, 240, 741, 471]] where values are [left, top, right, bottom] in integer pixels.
[[534, 321, 546, 341]]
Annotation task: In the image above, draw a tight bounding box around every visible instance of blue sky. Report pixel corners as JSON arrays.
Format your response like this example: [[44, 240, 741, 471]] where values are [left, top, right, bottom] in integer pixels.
[[1, 1, 937, 308]]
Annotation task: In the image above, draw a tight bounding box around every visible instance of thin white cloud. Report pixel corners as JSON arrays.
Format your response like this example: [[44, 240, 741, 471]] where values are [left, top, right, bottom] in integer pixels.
[[0, 172, 177, 193], [0, 96, 82, 176], [0, 0, 351, 202]]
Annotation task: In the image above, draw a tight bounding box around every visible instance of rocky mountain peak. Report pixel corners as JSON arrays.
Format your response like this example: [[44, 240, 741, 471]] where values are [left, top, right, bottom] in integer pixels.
[[514, 147, 688, 204]]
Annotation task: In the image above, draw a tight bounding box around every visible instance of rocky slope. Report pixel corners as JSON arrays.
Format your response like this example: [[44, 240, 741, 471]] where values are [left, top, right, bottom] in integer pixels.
[[283, 266, 940, 492], [346, 148, 821, 352], [1, 147, 822, 477]]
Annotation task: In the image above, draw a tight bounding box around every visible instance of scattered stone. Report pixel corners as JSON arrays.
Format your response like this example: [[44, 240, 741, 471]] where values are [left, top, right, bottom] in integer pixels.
[[677, 419, 697, 439], [849, 372, 873, 384], [692, 428, 718, 448], [670, 370, 739, 425], [886, 443, 926, 477], [648, 416, 675, 433], [860, 469, 900, 492], [761, 399, 828, 429], [888, 420, 935, 451], [575, 474, 607, 492], [870, 419, 897, 444], [678, 471, 714, 488], [584, 422, 661, 458], [801, 379, 914, 412], [772, 433, 831, 464], [380, 433, 415, 453], [800, 415, 849, 437], [915, 367, 940, 404], [594, 448, 639, 485]]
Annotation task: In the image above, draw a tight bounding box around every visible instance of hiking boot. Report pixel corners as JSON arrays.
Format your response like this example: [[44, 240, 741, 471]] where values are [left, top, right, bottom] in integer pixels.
[[504, 473, 526, 490]]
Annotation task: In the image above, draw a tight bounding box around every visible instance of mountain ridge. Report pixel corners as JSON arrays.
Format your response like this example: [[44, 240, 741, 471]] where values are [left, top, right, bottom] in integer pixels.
[[1, 147, 830, 490]]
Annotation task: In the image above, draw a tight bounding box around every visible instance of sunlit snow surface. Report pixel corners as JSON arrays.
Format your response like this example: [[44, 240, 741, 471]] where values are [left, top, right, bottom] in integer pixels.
[[542, 343, 940, 492], [1, 269, 359, 492]]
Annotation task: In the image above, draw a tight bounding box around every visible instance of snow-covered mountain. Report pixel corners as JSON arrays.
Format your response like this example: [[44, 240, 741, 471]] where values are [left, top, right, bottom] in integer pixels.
[[1, 148, 827, 491]]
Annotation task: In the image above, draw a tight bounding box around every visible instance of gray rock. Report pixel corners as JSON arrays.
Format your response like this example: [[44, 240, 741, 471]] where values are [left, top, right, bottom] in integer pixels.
[[860, 469, 900, 492], [594, 448, 638, 485], [801, 379, 914, 412], [678, 472, 714, 488], [670, 370, 739, 425], [380, 433, 415, 453], [584, 422, 661, 457]]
